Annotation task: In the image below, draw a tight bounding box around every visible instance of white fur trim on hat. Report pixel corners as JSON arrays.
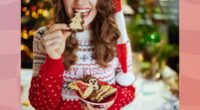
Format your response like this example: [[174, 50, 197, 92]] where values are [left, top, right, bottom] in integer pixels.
[[116, 72, 135, 86]]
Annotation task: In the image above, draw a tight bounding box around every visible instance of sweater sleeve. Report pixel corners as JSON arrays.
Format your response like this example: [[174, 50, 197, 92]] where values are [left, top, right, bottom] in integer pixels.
[[29, 27, 65, 110], [32, 26, 48, 77], [108, 84, 135, 110], [115, 41, 135, 86], [29, 55, 65, 110]]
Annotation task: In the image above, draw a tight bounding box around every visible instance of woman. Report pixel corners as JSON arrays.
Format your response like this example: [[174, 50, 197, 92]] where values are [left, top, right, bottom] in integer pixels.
[[29, 0, 135, 110]]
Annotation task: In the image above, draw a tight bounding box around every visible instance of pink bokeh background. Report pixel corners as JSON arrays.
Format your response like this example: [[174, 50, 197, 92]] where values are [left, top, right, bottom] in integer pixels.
[[0, 0, 20, 110], [0, 0, 200, 109]]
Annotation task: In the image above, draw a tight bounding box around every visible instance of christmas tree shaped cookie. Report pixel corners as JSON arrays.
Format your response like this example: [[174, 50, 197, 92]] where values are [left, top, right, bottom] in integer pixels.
[[69, 12, 84, 32]]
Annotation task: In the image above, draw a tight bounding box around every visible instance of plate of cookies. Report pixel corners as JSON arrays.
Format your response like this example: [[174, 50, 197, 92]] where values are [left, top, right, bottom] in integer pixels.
[[68, 76, 117, 108]]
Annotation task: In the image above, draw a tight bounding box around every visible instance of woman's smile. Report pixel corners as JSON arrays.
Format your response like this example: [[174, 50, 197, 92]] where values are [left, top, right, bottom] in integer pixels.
[[73, 8, 92, 19], [64, 0, 98, 29]]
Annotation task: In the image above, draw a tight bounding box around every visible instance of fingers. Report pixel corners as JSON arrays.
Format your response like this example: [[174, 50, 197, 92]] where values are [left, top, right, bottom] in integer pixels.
[[43, 30, 63, 41], [63, 31, 72, 40], [43, 24, 71, 42], [82, 103, 89, 110], [42, 31, 63, 45], [44, 36, 62, 47], [82, 103, 106, 110], [46, 23, 70, 34], [46, 42, 61, 52], [43, 32, 62, 53], [85, 103, 96, 110], [41, 24, 72, 59]]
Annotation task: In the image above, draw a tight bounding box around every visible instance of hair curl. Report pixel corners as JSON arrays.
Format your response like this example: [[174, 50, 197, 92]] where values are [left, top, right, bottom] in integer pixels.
[[54, 0, 120, 70]]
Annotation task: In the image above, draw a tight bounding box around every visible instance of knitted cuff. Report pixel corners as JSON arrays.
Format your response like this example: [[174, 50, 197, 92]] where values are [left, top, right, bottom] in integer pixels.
[[45, 55, 65, 77]]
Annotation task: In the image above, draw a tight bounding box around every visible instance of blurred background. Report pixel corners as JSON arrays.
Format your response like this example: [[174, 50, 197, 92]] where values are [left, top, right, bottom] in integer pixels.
[[21, 0, 179, 110]]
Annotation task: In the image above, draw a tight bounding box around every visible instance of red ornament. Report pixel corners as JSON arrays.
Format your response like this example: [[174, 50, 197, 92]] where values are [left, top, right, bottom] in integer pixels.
[[31, 6, 37, 11]]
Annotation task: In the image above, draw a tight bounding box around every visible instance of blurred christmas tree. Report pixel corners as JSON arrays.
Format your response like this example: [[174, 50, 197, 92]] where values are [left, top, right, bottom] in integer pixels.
[[21, 0, 54, 68], [125, 0, 179, 96], [126, 0, 179, 76]]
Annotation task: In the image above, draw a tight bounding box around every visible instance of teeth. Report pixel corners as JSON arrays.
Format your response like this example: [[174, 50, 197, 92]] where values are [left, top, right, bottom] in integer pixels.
[[74, 9, 91, 13]]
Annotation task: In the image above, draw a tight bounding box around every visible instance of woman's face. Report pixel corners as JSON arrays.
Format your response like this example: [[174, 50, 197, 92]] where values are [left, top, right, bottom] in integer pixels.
[[63, 0, 98, 29]]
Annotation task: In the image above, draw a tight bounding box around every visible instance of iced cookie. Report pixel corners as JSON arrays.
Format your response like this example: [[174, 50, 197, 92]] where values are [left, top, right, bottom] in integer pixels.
[[68, 76, 117, 103], [68, 80, 93, 99]]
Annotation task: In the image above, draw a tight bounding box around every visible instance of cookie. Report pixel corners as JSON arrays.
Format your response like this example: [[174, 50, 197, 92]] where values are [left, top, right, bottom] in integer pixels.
[[68, 76, 117, 103], [83, 75, 100, 91], [69, 12, 84, 32], [68, 80, 93, 99], [97, 87, 117, 102]]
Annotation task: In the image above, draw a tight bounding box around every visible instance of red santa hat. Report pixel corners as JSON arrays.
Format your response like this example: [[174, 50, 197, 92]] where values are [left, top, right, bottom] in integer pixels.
[[113, 0, 129, 74]]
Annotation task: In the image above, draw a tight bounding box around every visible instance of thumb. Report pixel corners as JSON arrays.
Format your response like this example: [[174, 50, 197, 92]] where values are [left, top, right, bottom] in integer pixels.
[[63, 31, 72, 41], [86, 103, 96, 110]]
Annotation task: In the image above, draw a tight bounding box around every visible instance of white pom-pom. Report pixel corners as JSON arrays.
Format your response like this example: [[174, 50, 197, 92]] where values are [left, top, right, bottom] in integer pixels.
[[116, 72, 135, 86]]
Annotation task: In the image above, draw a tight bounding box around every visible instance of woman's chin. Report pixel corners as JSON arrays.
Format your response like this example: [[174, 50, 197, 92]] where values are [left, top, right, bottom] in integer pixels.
[[83, 21, 92, 30], [83, 25, 90, 30]]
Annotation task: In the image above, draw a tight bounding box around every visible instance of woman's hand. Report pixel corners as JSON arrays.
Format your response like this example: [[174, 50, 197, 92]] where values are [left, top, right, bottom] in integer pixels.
[[82, 102, 114, 110], [42, 24, 71, 59], [82, 103, 105, 110]]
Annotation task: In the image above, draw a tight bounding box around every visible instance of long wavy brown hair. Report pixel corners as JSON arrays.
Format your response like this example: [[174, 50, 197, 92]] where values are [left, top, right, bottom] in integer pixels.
[[53, 0, 120, 70]]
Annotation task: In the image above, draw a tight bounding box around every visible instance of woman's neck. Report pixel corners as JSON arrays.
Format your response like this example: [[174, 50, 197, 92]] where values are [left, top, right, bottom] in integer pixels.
[[75, 29, 92, 40]]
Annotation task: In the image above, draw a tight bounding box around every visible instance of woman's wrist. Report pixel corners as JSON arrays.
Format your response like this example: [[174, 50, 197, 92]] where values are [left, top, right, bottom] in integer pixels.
[[48, 54, 62, 60]]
